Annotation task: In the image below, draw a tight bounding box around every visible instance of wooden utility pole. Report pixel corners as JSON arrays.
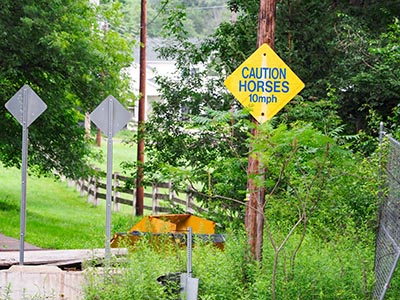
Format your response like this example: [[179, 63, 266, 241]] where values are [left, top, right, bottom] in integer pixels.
[[136, 0, 147, 216], [245, 0, 276, 260]]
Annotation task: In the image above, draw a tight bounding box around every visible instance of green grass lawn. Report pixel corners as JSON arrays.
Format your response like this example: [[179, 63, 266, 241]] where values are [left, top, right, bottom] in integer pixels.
[[0, 130, 190, 250], [0, 131, 139, 250], [91, 133, 158, 212], [0, 166, 139, 249], [92, 130, 137, 173]]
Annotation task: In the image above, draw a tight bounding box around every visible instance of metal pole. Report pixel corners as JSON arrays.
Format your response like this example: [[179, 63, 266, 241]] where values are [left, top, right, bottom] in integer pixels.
[[185, 226, 199, 300], [105, 98, 114, 263], [378, 121, 384, 201], [136, 0, 147, 216], [379, 122, 384, 144], [19, 88, 29, 265], [187, 227, 193, 278]]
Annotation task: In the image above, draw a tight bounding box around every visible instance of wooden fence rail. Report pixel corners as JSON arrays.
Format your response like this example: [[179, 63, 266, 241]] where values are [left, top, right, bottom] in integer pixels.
[[67, 172, 206, 216]]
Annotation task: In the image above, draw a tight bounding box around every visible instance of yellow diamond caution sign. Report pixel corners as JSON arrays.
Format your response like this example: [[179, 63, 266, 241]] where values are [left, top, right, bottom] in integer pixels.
[[224, 43, 305, 124]]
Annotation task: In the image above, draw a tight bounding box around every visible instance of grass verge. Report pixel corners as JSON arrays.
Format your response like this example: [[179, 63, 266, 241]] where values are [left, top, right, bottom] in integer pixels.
[[0, 165, 137, 249]]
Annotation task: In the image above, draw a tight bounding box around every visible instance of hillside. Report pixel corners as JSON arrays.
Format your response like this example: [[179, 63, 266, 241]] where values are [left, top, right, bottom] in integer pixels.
[[0, 165, 136, 250]]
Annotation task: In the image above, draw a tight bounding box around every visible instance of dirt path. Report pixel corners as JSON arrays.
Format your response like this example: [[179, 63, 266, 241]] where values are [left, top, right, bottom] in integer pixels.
[[0, 233, 41, 251]]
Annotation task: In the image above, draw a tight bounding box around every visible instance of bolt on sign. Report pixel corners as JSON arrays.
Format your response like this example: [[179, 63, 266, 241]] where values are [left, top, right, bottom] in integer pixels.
[[224, 44, 305, 124]]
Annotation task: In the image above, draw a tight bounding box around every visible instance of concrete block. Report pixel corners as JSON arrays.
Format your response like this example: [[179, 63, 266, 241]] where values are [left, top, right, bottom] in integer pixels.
[[0, 265, 85, 300]]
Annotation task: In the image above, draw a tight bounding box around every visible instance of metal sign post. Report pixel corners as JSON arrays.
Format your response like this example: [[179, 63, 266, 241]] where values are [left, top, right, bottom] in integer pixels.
[[187, 227, 193, 278], [20, 96, 28, 266], [183, 227, 199, 300], [5, 85, 47, 265], [90, 96, 131, 264]]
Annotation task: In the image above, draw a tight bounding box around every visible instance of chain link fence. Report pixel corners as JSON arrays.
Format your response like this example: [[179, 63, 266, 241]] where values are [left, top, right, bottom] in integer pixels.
[[373, 125, 400, 299]]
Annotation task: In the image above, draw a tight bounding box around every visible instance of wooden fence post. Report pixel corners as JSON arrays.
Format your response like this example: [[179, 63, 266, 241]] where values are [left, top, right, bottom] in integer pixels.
[[93, 168, 102, 207], [79, 178, 86, 197], [73, 178, 82, 195], [132, 186, 137, 216], [186, 185, 194, 214], [152, 182, 159, 215], [68, 178, 75, 188], [76, 178, 81, 193], [168, 181, 174, 202], [89, 176, 99, 207], [87, 176, 94, 204]]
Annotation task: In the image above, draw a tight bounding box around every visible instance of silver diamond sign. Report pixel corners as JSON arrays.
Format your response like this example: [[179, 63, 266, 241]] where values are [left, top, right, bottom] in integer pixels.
[[5, 84, 47, 127], [89, 95, 131, 137]]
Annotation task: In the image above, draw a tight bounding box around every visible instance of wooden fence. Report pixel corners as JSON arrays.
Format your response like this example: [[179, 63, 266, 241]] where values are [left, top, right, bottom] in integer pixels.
[[67, 172, 206, 215]]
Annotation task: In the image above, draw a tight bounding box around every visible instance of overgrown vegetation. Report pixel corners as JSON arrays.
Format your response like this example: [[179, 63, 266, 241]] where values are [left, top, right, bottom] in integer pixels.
[[84, 232, 377, 299]]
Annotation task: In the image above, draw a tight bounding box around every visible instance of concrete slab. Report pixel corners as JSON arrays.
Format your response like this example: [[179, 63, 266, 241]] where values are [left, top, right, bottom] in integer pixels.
[[0, 248, 128, 268], [0, 265, 85, 300]]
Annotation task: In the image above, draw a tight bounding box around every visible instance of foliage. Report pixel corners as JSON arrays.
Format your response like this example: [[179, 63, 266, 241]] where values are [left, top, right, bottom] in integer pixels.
[[277, 87, 344, 140], [83, 230, 377, 299], [372, 18, 400, 135], [117, 0, 230, 38], [128, 0, 392, 229], [330, 14, 399, 137], [254, 121, 378, 234], [256, 233, 375, 299], [133, 7, 252, 227], [0, 0, 134, 179], [246, 121, 377, 298], [84, 239, 177, 299]]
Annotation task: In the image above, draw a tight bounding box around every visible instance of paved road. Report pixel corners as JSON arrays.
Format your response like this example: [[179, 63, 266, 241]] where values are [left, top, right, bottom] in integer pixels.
[[0, 233, 41, 251]]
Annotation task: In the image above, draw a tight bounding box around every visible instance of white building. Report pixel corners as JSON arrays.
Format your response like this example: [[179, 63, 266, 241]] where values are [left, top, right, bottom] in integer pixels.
[[127, 39, 176, 125]]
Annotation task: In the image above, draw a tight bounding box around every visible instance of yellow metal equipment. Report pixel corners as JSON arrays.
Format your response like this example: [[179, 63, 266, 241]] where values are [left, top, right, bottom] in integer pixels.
[[110, 214, 224, 249]]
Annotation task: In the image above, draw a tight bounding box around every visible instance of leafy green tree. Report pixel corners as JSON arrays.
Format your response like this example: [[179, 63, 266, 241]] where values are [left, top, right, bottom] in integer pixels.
[[0, 0, 134, 178], [116, 0, 230, 39], [126, 4, 252, 227], [330, 14, 399, 134]]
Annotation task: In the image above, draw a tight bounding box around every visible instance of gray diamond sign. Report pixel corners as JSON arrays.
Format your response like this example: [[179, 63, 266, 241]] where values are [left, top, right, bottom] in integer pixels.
[[5, 84, 47, 127], [90, 95, 131, 137]]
